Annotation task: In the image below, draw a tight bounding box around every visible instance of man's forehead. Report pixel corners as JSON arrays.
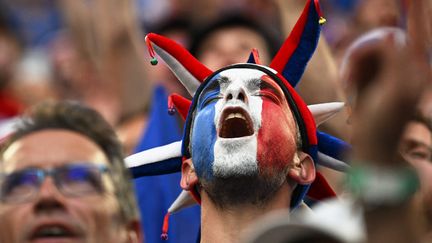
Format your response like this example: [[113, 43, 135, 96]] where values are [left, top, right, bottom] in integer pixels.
[[206, 67, 278, 88], [217, 68, 266, 82], [1, 129, 109, 172], [403, 121, 432, 146]]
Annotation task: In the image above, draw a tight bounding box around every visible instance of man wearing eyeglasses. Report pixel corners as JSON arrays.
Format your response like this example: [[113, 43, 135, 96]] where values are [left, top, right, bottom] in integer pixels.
[[0, 101, 143, 243]]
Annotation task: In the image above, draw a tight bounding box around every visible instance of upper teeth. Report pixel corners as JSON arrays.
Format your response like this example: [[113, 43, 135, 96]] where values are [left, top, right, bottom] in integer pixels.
[[225, 113, 245, 121]]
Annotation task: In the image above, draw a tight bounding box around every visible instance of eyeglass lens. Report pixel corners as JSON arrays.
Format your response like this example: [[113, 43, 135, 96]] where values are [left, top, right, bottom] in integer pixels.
[[0, 164, 107, 203]]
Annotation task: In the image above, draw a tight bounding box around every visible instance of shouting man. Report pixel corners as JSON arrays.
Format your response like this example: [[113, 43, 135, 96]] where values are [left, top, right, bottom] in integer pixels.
[[127, 0, 348, 242]]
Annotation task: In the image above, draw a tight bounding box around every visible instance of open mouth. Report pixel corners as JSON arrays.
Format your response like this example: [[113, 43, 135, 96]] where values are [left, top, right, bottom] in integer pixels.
[[218, 107, 254, 138], [30, 224, 77, 242]]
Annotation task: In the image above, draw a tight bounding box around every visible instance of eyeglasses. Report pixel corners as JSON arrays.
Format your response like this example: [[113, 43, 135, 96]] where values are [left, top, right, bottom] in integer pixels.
[[0, 163, 109, 204]]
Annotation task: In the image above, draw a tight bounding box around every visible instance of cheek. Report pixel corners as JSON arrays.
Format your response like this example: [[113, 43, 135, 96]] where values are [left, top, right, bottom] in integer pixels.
[[191, 105, 217, 179], [70, 195, 123, 241], [414, 162, 432, 194], [257, 101, 297, 171], [0, 205, 30, 242]]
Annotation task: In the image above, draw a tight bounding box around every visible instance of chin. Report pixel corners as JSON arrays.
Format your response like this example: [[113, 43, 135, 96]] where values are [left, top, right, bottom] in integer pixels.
[[212, 135, 259, 177], [201, 166, 288, 209]]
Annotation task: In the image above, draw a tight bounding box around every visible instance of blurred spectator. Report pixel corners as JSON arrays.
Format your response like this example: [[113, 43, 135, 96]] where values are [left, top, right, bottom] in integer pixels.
[[329, 0, 406, 64], [0, 0, 62, 47], [345, 1, 430, 241], [0, 13, 23, 118], [399, 109, 432, 242], [339, 27, 407, 129], [0, 101, 143, 243], [10, 48, 58, 107], [0, 11, 24, 139], [189, 14, 281, 70]]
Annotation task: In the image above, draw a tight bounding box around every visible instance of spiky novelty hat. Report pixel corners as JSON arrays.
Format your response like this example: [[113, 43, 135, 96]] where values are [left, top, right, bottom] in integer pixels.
[[126, 0, 350, 238]]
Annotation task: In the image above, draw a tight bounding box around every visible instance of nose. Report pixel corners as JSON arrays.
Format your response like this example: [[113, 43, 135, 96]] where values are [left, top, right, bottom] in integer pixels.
[[224, 86, 248, 104], [38, 177, 60, 197], [34, 177, 65, 213]]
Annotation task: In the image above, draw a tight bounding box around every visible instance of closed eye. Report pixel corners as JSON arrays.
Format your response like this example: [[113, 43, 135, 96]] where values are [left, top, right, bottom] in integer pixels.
[[257, 90, 281, 104], [259, 76, 284, 104], [199, 90, 222, 109], [202, 95, 222, 107]]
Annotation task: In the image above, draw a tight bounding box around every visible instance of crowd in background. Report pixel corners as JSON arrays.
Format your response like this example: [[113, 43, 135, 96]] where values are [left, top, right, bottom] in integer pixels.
[[0, 0, 431, 242]]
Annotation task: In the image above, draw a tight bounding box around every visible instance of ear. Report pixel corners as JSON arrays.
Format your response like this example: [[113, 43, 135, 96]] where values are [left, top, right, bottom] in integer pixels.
[[126, 220, 143, 243], [180, 158, 199, 190], [288, 151, 315, 185]]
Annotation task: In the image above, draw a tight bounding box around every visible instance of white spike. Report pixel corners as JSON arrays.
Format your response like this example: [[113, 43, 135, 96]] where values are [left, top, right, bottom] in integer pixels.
[[168, 190, 197, 214], [125, 141, 182, 168], [153, 44, 200, 96], [308, 102, 345, 126], [317, 152, 350, 172]]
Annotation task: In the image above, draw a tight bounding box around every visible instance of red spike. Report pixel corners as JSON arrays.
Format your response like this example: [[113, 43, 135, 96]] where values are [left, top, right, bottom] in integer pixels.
[[169, 94, 192, 120], [145, 35, 158, 65], [146, 33, 213, 83], [167, 95, 176, 115], [307, 171, 337, 200], [269, 0, 313, 73], [161, 212, 170, 240], [252, 48, 262, 64]]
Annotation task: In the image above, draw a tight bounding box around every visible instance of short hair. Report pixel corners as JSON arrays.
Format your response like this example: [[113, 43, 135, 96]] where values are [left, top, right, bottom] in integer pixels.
[[0, 100, 139, 223]]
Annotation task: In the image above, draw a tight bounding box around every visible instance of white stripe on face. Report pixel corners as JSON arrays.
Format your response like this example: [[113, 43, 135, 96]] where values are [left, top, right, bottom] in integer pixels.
[[212, 68, 264, 177]]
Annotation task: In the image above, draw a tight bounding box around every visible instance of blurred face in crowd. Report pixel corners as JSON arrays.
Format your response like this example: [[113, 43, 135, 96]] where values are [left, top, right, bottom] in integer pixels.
[[195, 26, 271, 70], [399, 121, 432, 193], [0, 129, 139, 243], [356, 0, 401, 29]]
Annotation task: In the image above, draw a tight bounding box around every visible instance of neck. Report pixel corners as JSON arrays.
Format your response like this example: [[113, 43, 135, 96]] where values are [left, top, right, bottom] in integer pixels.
[[199, 182, 291, 243]]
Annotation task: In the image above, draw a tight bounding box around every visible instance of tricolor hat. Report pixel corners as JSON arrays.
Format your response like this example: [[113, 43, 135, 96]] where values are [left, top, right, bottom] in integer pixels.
[[126, 0, 351, 238]]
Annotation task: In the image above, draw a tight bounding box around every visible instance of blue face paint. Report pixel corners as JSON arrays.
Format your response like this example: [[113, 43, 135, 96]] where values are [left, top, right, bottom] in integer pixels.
[[191, 76, 221, 180]]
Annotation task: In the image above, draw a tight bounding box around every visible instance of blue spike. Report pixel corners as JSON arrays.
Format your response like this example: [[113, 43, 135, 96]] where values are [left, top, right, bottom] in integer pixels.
[[247, 50, 257, 64], [317, 131, 352, 162], [283, 1, 321, 87]]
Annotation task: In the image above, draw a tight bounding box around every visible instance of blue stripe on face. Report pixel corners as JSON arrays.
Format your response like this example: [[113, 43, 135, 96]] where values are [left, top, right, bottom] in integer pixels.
[[191, 75, 221, 181]]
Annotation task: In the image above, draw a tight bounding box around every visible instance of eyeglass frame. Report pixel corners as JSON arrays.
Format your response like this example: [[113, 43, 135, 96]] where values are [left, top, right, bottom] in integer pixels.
[[0, 162, 111, 204]]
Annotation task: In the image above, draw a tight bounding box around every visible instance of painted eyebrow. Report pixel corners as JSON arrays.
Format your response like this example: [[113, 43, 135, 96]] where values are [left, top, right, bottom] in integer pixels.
[[198, 76, 228, 104], [246, 78, 261, 90], [259, 77, 284, 98], [202, 76, 228, 93]]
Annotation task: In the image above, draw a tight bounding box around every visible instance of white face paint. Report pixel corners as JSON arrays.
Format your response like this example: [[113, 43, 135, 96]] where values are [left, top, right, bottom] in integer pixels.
[[212, 69, 264, 177]]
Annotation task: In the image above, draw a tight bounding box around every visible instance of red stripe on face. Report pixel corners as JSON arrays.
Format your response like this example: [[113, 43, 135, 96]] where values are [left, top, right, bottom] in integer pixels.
[[257, 76, 298, 174]]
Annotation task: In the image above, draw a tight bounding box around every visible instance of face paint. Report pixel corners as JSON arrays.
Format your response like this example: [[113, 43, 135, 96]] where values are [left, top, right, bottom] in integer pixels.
[[257, 75, 298, 173], [191, 68, 298, 181]]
